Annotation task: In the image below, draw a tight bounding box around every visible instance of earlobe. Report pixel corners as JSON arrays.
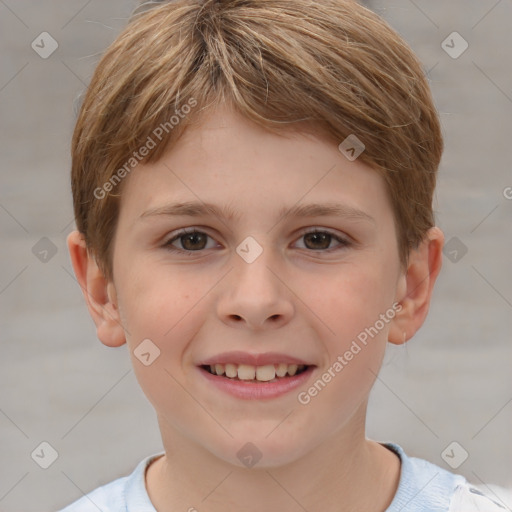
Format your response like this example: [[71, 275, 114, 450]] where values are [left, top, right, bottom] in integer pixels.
[[67, 230, 126, 347], [388, 227, 444, 345]]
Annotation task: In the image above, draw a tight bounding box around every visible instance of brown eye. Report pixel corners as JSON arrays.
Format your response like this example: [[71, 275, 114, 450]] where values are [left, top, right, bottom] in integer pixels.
[[179, 232, 208, 250], [296, 230, 351, 252], [303, 232, 332, 250], [165, 230, 216, 252]]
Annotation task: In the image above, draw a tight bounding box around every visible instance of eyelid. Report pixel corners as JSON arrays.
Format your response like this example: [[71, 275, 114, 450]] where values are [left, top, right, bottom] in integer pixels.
[[163, 227, 219, 249], [294, 227, 352, 250], [163, 226, 352, 253], [296, 226, 349, 240]]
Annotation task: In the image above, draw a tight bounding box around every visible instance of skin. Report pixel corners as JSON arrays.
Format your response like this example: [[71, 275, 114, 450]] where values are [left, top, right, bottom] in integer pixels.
[[68, 104, 444, 512]]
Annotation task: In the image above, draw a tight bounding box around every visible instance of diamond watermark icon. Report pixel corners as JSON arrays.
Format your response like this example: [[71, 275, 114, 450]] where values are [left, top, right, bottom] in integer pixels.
[[338, 134, 365, 161], [236, 236, 263, 264], [236, 442, 262, 468], [134, 338, 161, 366], [31, 441, 59, 469], [441, 32, 468, 59], [32, 237, 58, 263], [31, 32, 59, 59], [441, 441, 469, 469], [443, 236, 468, 263]]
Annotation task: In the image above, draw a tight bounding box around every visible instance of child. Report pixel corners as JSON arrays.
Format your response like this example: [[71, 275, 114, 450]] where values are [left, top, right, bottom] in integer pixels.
[[61, 0, 504, 510]]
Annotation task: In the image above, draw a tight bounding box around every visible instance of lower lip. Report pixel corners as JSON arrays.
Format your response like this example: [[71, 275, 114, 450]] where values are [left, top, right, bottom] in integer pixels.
[[198, 366, 315, 400]]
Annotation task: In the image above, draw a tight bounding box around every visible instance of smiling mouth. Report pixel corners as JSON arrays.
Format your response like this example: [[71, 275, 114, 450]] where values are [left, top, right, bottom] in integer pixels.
[[201, 363, 310, 382]]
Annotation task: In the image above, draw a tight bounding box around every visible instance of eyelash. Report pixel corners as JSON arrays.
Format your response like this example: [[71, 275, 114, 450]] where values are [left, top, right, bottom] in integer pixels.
[[162, 228, 352, 255]]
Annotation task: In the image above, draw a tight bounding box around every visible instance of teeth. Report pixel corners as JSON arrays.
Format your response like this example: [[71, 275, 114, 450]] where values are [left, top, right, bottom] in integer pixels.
[[237, 364, 256, 380], [276, 363, 288, 377], [225, 363, 237, 378], [256, 364, 276, 381], [287, 364, 298, 376], [206, 362, 307, 381]]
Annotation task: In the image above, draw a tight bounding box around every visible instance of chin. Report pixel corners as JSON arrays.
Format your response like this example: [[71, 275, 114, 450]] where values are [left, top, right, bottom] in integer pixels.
[[208, 430, 312, 470]]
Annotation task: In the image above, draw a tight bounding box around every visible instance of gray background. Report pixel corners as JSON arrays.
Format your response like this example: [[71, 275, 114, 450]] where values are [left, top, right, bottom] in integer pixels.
[[1, 1, 511, 511]]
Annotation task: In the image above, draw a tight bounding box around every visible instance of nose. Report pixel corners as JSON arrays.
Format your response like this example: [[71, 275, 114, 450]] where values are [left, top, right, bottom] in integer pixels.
[[216, 249, 295, 331]]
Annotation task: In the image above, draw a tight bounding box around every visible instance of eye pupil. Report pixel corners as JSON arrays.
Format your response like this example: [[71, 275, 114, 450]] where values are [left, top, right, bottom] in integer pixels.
[[304, 232, 331, 250], [182, 233, 207, 250]]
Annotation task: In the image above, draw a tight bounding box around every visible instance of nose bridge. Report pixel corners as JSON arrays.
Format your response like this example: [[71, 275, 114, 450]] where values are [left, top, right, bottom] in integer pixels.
[[232, 237, 281, 300], [216, 236, 294, 328]]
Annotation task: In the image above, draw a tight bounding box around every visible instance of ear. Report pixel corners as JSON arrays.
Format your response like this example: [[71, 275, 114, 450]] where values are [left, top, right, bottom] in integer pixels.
[[388, 227, 444, 345], [67, 230, 126, 347]]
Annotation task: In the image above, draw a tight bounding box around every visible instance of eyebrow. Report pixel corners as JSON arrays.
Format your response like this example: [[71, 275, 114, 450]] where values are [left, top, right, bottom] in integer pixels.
[[139, 201, 375, 224]]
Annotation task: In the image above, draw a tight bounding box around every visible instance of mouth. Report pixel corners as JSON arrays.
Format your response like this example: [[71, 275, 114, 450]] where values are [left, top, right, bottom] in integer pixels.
[[197, 353, 316, 400], [197, 351, 316, 399], [201, 363, 310, 383]]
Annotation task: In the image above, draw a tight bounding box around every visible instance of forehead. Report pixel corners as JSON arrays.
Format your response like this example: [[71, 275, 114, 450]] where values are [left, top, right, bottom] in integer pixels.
[[117, 105, 391, 225]]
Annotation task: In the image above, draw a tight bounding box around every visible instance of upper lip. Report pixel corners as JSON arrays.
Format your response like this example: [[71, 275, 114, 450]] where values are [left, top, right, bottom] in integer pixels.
[[199, 351, 314, 367]]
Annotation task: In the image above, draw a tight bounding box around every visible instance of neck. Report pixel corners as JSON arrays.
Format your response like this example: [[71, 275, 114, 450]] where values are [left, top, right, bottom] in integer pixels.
[[146, 414, 400, 512]]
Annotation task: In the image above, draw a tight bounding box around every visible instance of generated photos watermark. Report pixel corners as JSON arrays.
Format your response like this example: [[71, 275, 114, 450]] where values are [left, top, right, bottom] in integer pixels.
[[93, 97, 197, 200], [297, 302, 402, 405]]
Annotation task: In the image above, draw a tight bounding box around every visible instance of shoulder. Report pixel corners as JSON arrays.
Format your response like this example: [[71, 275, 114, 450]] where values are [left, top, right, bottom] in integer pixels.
[[57, 476, 129, 512], [448, 482, 508, 512], [56, 453, 164, 512], [384, 444, 505, 512]]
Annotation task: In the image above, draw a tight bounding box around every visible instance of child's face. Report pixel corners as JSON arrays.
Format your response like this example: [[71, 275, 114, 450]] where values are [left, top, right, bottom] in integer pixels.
[[100, 106, 409, 466]]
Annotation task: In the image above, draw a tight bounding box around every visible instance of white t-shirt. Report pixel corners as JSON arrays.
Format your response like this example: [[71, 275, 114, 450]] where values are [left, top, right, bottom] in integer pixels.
[[57, 444, 507, 511]]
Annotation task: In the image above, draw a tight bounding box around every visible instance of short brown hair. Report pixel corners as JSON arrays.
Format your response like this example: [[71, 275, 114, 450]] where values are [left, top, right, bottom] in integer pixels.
[[71, 0, 442, 281]]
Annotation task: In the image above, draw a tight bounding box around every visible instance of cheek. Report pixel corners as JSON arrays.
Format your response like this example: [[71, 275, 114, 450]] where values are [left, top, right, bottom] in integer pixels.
[[298, 278, 392, 423], [117, 262, 205, 342], [294, 261, 398, 346], [293, 261, 397, 406], [302, 261, 399, 415], [114, 268, 202, 402], [115, 268, 206, 418]]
